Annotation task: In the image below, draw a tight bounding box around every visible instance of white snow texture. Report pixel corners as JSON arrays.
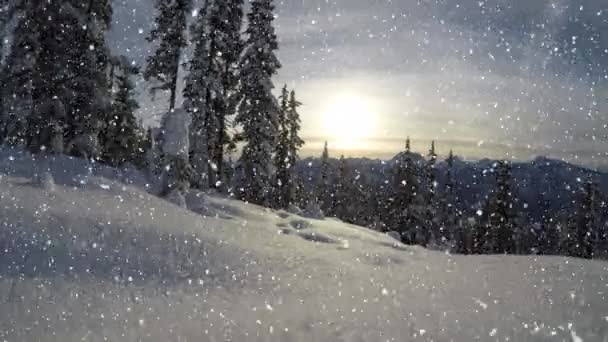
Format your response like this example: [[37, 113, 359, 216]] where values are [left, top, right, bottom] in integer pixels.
[[0, 147, 607, 341]]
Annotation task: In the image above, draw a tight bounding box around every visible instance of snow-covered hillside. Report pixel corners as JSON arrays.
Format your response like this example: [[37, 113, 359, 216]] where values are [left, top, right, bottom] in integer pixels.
[[1, 149, 607, 341]]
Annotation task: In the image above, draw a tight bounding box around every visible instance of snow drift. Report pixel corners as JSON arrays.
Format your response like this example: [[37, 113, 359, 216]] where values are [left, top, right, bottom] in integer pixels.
[[0, 148, 607, 341]]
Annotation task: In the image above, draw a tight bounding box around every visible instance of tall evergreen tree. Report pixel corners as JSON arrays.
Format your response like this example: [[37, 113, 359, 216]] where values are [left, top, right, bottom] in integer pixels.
[[441, 149, 459, 247], [4, 0, 113, 157], [287, 90, 305, 168], [423, 140, 439, 245], [389, 140, 422, 244], [185, 0, 244, 190], [101, 56, 144, 166], [273, 85, 291, 208], [234, 0, 281, 205], [334, 156, 357, 222], [273, 87, 304, 209], [0, 0, 15, 140], [316, 141, 334, 214], [1, 0, 34, 145], [65, 0, 113, 157], [567, 179, 602, 258], [478, 161, 516, 254], [145, 0, 192, 111]]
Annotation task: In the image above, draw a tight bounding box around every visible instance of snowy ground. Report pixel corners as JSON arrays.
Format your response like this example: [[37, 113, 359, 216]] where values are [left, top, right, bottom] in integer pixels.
[[0, 149, 607, 341]]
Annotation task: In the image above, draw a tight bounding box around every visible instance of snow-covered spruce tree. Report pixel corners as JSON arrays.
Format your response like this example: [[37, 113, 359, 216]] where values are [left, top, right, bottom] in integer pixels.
[[287, 90, 305, 169], [145, 0, 192, 111], [478, 160, 516, 254], [567, 179, 602, 258], [0, 0, 15, 141], [0, 1, 12, 50], [287, 90, 305, 205], [334, 156, 357, 222], [441, 149, 461, 249], [101, 56, 144, 167], [234, 0, 281, 206], [4, 0, 112, 158], [273, 85, 291, 209], [389, 138, 423, 244], [64, 0, 113, 158], [423, 140, 439, 245], [185, 0, 244, 190], [1, 1, 34, 145], [272, 86, 304, 209], [316, 141, 335, 215]]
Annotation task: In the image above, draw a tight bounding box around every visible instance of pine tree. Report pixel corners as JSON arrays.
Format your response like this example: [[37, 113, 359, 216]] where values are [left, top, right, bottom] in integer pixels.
[[423, 140, 439, 245], [65, 0, 113, 157], [441, 149, 459, 248], [144, 0, 192, 111], [234, 0, 281, 206], [568, 179, 602, 258], [0, 1, 12, 49], [273, 87, 305, 209], [185, 0, 244, 190], [273, 85, 291, 208], [334, 156, 357, 222], [101, 56, 144, 167], [0, 0, 15, 140], [389, 140, 422, 244], [316, 141, 334, 215], [4, 0, 113, 157], [288, 90, 305, 164], [1, 0, 34, 145], [480, 161, 516, 254]]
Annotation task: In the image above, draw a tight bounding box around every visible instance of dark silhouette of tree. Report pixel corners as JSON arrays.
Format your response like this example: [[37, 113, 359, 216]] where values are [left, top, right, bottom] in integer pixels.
[[144, 0, 192, 111]]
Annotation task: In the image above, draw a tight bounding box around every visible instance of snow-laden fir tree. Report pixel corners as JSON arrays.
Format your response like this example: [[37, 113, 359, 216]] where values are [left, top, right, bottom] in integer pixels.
[[185, 0, 244, 190], [423, 140, 439, 245], [334, 156, 358, 222], [476, 160, 516, 254], [4, 0, 113, 158], [0, 0, 15, 139], [273, 85, 291, 209], [567, 179, 602, 258], [389, 138, 423, 244], [441, 149, 460, 249], [145, 0, 192, 111], [316, 141, 335, 215], [234, 0, 281, 206], [101, 56, 145, 167], [286, 89, 305, 204], [287, 90, 305, 165], [273, 86, 305, 209], [1, 0, 34, 145], [0, 1, 12, 50], [64, 0, 113, 158]]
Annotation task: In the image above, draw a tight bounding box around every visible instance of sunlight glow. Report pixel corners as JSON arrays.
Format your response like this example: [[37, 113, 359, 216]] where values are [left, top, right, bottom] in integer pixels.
[[322, 95, 377, 149]]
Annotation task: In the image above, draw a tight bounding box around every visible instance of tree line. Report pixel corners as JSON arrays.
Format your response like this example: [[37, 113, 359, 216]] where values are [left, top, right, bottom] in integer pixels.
[[309, 139, 607, 259], [0, 0, 305, 209]]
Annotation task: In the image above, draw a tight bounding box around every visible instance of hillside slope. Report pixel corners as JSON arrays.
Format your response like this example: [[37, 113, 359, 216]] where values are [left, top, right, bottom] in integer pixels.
[[0, 150, 607, 341]]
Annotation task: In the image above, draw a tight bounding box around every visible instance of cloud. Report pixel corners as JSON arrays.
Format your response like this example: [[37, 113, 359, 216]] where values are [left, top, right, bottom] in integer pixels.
[[273, 0, 608, 166], [109, 0, 608, 167]]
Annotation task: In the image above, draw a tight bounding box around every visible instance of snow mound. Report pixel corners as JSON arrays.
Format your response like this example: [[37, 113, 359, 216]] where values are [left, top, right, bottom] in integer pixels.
[[1, 151, 607, 341]]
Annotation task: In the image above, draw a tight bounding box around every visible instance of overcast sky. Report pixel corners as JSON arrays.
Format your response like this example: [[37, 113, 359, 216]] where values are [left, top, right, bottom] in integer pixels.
[[109, 0, 608, 167]]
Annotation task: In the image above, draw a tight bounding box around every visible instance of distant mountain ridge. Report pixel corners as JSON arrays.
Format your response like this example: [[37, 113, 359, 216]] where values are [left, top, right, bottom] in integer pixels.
[[296, 153, 608, 221]]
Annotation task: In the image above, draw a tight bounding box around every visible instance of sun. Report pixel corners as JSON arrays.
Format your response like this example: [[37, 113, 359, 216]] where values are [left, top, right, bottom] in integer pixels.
[[322, 95, 376, 148]]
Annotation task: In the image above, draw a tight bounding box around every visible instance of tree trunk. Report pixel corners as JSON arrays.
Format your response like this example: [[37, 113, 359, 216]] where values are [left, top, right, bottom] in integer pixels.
[[213, 99, 225, 192], [169, 50, 181, 111]]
